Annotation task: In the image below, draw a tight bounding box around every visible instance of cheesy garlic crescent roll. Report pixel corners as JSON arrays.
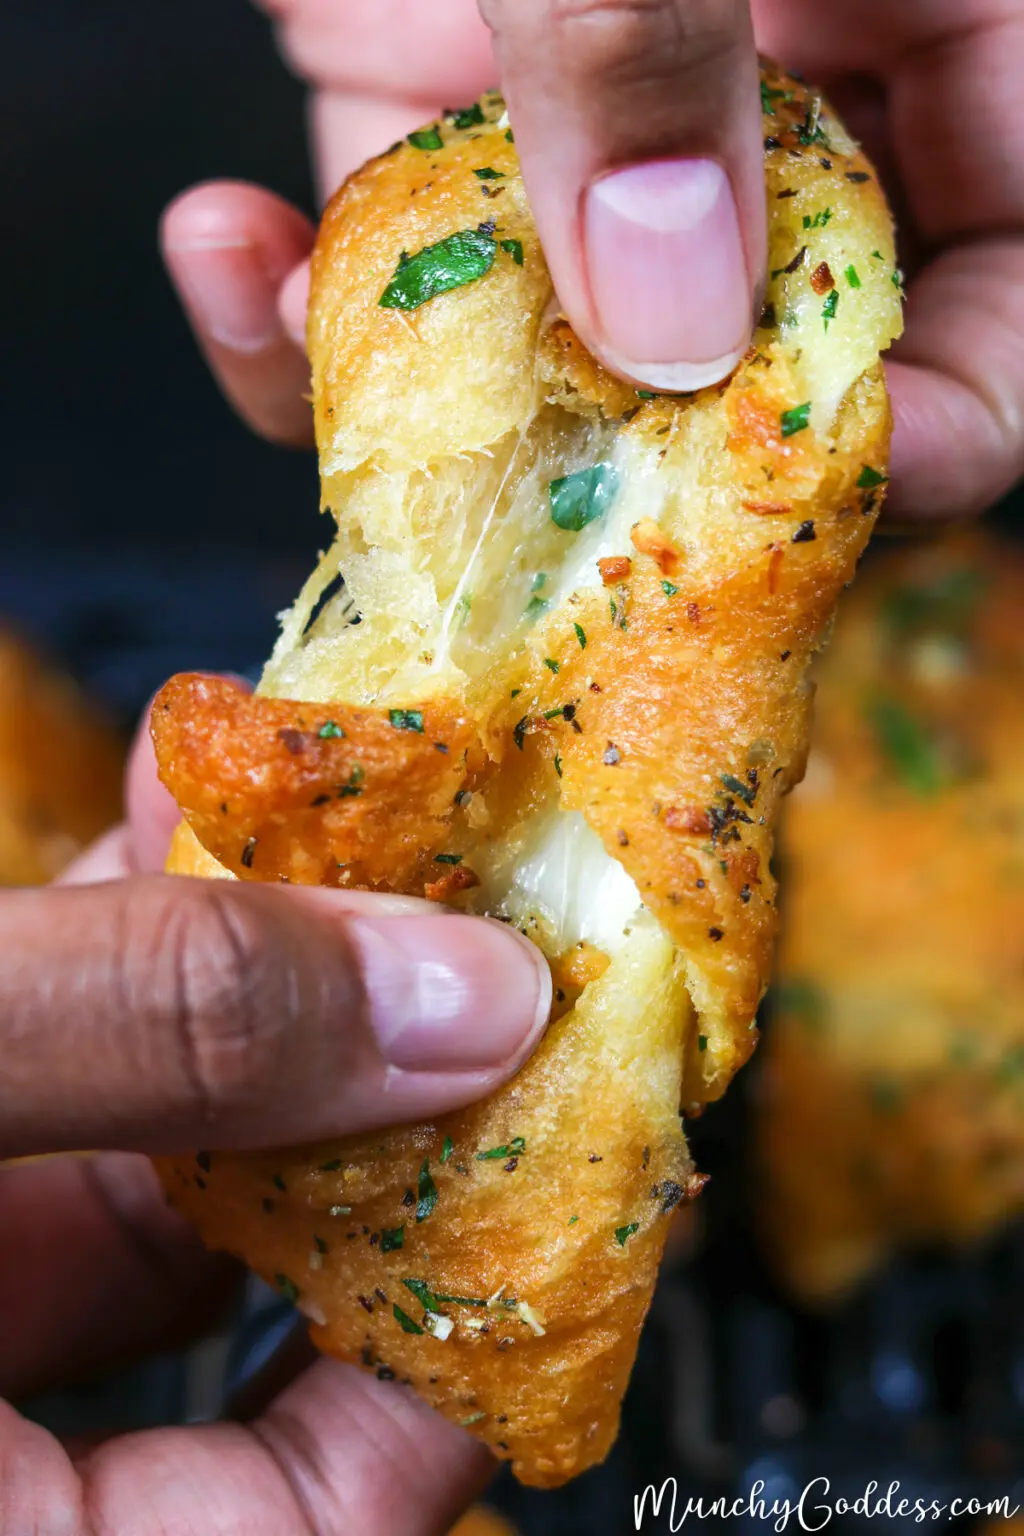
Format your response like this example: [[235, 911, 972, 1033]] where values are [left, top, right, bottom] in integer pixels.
[[152, 64, 901, 1487]]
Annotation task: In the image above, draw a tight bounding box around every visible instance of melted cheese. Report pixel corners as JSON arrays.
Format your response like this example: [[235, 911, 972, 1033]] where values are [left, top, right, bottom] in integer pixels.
[[479, 809, 644, 957]]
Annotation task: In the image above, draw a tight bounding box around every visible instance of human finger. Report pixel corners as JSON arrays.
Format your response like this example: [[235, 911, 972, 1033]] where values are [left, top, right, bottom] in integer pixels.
[[161, 182, 316, 446], [0, 876, 551, 1158], [6, 1356, 492, 1536], [480, 0, 765, 390], [258, 0, 495, 104], [0, 1154, 235, 1402], [885, 243, 1024, 520]]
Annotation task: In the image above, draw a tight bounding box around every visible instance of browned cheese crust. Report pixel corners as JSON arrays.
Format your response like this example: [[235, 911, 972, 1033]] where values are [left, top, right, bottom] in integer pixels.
[[154, 64, 901, 1485], [759, 533, 1024, 1304], [0, 633, 123, 884]]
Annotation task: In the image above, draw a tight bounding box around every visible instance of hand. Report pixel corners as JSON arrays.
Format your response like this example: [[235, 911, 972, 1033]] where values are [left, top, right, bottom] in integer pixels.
[[162, 0, 1024, 524], [0, 703, 549, 1535]]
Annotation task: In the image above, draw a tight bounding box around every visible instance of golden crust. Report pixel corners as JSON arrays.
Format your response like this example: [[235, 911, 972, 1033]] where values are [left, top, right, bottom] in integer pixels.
[[161, 823, 698, 1488], [155, 64, 901, 1484], [759, 533, 1024, 1303], [449, 1511, 519, 1536], [151, 673, 484, 891], [0, 633, 123, 884]]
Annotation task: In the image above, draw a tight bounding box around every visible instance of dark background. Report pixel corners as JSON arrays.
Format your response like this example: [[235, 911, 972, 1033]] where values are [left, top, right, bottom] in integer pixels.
[[2, 0, 321, 715]]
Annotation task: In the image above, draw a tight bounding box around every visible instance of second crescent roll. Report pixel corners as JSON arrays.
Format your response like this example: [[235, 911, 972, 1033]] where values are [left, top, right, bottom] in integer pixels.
[[153, 63, 902, 1487]]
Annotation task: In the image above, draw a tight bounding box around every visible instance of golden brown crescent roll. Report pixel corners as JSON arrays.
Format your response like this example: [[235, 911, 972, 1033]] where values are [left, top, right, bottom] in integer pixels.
[[759, 532, 1024, 1305], [0, 632, 123, 885], [449, 1509, 519, 1536], [153, 63, 901, 1487]]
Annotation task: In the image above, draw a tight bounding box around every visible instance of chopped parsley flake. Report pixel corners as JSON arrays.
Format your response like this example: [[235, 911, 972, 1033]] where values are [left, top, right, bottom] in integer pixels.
[[780, 402, 811, 437], [524, 595, 551, 621], [402, 1278, 440, 1310], [402, 1278, 487, 1310], [865, 696, 949, 796], [997, 1045, 1024, 1085], [381, 1226, 405, 1253], [389, 708, 424, 733], [318, 720, 344, 739], [775, 978, 826, 1028], [549, 462, 621, 532], [450, 103, 484, 128], [857, 465, 888, 489], [434, 852, 463, 865], [408, 126, 443, 151], [554, 752, 563, 778], [662, 580, 679, 596], [441, 1136, 454, 1163], [883, 568, 985, 637], [473, 166, 504, 180], [314, 1234, 328, 1255], [760, 81, 788, 113], [872, 249, 884, 260], [500, 238, 524, 265], [275, 1273, 299, 1303], [544, 657, 560, 674], [845, 264, 861, 289], [393, 1303, 424, 1335], [319, 1158, 343, 1172], [720, 772, 756, 806], [698, 1035, 708, 1053], [460, 1411, 487, 1426], [636, 389, 656, 400], [568, 1215, 579, 1226], [615, 1222, 639, 1247], [505, 128, 514, 142], [416, 1159, 438, 1222], [574, 622, 587, 649], [802, 207, 832, 230], [822, 290, 839, 328], [476, 1136, 527, 1161], [379, 229, 495, 311], [338, 765, 364, 798], [870, 1079, 901, 1114]]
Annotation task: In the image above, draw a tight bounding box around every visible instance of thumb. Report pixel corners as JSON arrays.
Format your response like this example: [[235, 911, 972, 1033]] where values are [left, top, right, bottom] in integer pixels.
[[0, 878, 550, 1158], [481, 0, 765, 390]]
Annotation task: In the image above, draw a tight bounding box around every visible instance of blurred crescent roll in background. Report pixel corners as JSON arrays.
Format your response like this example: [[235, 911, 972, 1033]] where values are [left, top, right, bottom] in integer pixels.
[[759, 531, 1024, 1304], [0, 632, 122, 886]]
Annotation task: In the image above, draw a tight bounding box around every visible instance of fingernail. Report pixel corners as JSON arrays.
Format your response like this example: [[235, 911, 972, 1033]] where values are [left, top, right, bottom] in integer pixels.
[[584, 158, 752, 391], [348, 915, 551, 1073], [166, 240, 282, 354]]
